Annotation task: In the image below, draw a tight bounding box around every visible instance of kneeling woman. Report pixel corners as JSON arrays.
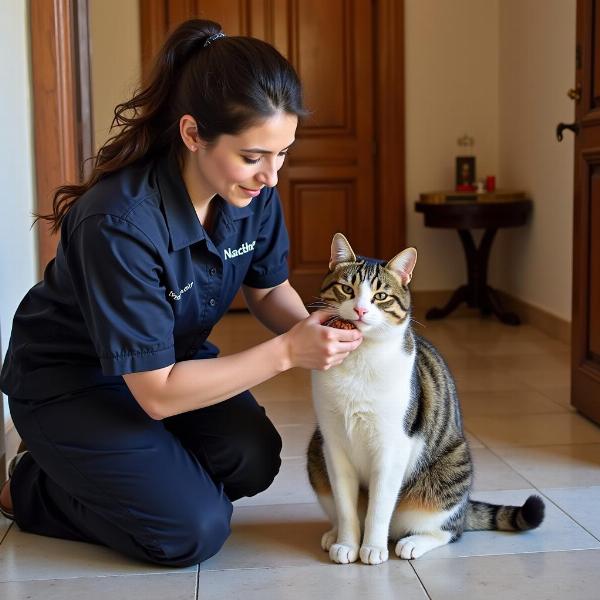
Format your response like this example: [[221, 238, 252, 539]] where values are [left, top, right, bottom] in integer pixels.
[[0, 20, 362, 566]]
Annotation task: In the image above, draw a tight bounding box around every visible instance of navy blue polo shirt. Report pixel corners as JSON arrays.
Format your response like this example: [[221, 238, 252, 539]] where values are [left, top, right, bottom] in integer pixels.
[[0, 152, 289, 400]]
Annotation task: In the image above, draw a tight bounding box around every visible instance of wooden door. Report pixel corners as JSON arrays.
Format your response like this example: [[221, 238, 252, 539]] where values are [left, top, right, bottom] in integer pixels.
[[141, 0, 379, 302], [572, 0, 600, 423]]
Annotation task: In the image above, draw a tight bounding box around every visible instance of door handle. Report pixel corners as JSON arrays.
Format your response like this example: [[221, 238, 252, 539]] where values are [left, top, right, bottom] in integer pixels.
[[556, 122, 580, 142]]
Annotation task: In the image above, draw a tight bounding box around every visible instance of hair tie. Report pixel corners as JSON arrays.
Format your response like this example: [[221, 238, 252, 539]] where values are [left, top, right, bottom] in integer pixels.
[[204, 32, 226, 47]]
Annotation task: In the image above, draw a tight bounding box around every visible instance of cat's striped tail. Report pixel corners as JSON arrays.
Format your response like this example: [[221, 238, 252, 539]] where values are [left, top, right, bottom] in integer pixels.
[[465, 495, 545, 531]]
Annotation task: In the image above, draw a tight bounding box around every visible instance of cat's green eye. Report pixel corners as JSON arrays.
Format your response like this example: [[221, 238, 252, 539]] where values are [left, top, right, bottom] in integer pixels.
[[341, 284, 354, 295], [374, 292, 388, 301]]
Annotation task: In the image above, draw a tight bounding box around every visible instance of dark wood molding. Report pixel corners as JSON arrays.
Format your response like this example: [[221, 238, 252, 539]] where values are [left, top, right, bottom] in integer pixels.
[[30, 0, 92, 275], [374, 0, 406, 258], [140, 0, 168, 84]]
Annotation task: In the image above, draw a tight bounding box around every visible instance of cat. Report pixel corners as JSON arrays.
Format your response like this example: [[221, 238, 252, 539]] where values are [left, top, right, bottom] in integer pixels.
[[307, 233, 544, 565]]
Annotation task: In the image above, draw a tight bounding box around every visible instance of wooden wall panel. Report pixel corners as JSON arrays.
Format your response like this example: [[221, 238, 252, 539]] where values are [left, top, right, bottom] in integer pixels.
[[294, 0, 350, 131], [588, 166, 600, 358], [293, 183, 352, 267]]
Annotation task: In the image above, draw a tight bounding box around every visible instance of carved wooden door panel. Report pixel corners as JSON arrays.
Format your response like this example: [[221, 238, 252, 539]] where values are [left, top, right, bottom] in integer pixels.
[[142, 0, 376, 302], [571, 0, 600, 423]]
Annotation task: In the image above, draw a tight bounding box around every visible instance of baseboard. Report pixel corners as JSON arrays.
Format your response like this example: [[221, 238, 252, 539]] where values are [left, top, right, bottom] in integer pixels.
[[495, 291, 571, 344], [411, 289, 571, 344]]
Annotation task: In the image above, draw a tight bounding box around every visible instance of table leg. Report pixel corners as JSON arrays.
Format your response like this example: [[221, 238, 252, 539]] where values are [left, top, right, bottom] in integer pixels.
[[425, 228, 522, 325]]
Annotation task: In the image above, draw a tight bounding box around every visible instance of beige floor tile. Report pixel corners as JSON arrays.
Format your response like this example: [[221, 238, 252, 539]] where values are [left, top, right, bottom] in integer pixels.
[[260, 400, 317, 426], [458, 338, 569, 357], [515, 365, 571, 389], [459, 389, 568, 417], [0, 573, 196, 600], [453, 367, 527, 392], [0, 527, 196, 582], [443, 353, 495, 371], [415, 489, 599, 560], [465, 430, 485, 448], [463, 413, 600, 449], [198, 562, 428, 600], [437, 319, 554, 343], [541, 385, 573, 408], [542, 487, 600, 539], [495, 444, 600, 487], [251, 369, 312, 404], [234, 457, 316, 507], [471, 448, 532, 491], [279, 424, 314, 459], [487, 351, 570, 371], [201, 502, 330, 571], [412, 550, 600, 600]]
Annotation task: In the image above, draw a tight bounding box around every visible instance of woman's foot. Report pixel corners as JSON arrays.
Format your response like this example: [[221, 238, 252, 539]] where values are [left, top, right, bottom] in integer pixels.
[[0, 479, 14, 519], [0, 451, 29, 520]]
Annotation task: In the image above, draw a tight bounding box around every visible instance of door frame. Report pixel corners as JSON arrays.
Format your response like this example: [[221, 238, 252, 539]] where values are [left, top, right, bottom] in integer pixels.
[[31, 0, 405, 272], [29, 0, 92, 276]]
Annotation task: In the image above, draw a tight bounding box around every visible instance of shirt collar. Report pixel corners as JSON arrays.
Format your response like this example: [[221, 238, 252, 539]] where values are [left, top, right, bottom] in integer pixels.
[[155, 152, 255, 251], [156, 152, 205, 251]]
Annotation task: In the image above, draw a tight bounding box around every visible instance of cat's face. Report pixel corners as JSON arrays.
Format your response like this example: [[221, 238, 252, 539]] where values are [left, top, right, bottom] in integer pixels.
[[318, 233, 417, 338]]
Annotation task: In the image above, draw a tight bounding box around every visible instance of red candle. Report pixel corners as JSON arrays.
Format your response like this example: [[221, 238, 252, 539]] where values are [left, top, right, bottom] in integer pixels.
[[486, 176, 496, 192]]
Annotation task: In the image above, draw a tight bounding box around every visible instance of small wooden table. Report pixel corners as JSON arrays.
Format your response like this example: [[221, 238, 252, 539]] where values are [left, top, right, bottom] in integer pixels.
[[415, 191, 532, 325]]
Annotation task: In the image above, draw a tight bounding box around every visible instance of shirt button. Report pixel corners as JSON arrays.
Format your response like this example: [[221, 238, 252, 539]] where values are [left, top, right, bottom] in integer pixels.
[[209, 298, 216, 306], [209, 267, 216, 276]]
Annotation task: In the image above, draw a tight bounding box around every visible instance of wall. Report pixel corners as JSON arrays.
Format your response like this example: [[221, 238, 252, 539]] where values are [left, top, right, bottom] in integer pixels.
[[0, 0, 37, 425], [405, 0, 576, 322], [404, 0, 500, 292], [90, 0, 142, 151], [494, 0, 576, 321]]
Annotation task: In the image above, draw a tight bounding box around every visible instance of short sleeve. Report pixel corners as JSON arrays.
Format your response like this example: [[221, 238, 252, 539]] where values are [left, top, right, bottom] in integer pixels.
[[243, 188, 290, 288], [66, 215, 176, 376]]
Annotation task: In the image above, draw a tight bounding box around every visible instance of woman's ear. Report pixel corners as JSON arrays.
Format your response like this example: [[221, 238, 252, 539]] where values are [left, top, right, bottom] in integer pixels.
[[179, 115, 202, 152]]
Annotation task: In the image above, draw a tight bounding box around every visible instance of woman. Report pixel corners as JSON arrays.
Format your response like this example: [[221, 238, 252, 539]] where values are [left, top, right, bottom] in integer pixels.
[[0, 20, 362, 567]]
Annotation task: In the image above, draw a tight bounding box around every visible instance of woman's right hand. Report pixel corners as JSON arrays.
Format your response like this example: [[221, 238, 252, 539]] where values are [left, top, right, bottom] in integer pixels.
[[281, 310, 363, 371]]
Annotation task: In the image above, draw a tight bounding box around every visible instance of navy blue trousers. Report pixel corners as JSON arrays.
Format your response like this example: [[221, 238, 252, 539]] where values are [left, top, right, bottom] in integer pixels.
[[8, 384, 282, 567]]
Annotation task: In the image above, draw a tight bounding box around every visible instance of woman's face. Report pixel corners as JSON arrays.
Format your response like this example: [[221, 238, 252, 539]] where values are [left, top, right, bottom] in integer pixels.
[[185, 111, 298, 207]]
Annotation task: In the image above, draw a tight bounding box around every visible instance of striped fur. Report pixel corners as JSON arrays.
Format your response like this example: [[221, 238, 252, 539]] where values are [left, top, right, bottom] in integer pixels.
[[307, 234, 545, 564]]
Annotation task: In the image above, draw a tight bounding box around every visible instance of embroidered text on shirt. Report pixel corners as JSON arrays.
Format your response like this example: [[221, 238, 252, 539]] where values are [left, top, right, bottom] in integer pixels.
[[224, 240, 256, 260], [168, 281, 194, 301]]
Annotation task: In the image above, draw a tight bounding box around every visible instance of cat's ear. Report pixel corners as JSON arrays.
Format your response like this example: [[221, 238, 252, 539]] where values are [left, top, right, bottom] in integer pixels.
[[386, 247, 417, 285], [329, 233, 357, 271]]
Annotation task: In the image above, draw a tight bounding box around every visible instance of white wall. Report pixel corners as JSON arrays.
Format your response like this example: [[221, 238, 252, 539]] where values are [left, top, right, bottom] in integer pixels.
[[0, 1, 37, 424], [405, 0, 500, 292], [90, 0, 141, 151], [494, 0, 576, 321]]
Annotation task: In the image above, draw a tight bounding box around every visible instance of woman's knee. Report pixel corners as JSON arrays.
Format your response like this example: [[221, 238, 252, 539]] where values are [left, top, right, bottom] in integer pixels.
[[141, 500, 233, 567], [226, 416, 282, 500]]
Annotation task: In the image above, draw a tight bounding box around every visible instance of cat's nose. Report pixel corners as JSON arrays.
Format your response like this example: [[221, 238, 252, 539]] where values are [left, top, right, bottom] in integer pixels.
[[354, 307, 369, 319]]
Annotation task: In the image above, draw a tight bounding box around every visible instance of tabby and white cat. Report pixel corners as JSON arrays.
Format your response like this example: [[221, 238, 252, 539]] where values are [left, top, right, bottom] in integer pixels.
[[307, 233, 544, 565]]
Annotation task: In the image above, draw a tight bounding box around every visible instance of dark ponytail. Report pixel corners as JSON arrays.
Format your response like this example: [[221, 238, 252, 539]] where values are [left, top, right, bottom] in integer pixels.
[[36, 19, 307, 233]]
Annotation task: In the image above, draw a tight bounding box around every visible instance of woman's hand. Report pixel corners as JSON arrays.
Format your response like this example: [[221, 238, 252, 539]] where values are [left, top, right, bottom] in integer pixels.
[[280, 310, 363, 371]]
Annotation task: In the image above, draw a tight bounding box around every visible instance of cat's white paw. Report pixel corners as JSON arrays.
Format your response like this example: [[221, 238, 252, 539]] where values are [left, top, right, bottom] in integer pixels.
[[359, 545, 389, 565], [329, 543, 359, 564], [395, 535, 430, 560], [321, 528, 338, 552]]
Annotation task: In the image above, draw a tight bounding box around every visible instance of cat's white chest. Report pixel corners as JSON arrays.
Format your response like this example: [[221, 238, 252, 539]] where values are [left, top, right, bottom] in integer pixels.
[[312, 341, 417, 485]]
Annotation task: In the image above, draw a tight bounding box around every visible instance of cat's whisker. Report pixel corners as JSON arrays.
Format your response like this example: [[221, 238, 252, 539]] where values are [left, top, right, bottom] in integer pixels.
[[410, 317, 426, 329]]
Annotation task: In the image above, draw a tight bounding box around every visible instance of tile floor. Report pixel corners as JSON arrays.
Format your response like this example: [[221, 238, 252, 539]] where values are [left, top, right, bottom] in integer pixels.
[[2, 310, 600, 599]]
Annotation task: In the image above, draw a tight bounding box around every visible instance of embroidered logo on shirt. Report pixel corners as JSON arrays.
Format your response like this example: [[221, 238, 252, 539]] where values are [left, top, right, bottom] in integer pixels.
[[168, 281, 194, 301], [224, 240, 256, 260]]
